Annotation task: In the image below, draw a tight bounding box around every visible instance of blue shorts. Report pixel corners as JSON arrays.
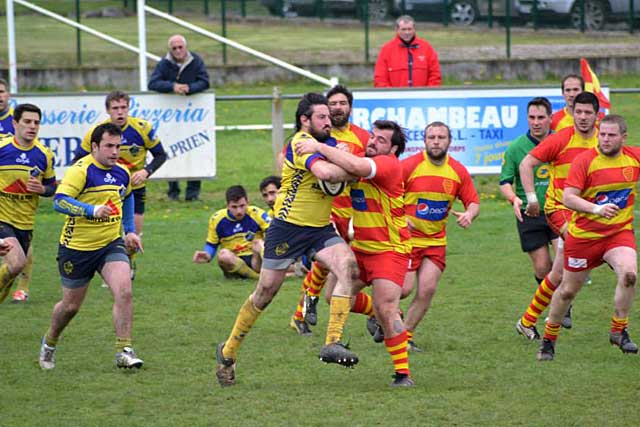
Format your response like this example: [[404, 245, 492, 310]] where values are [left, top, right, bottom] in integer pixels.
[[262, 219, 344, 270], [0, 221, 32, 254], [57, 238, 130, 288], [133, 187, 146, 215]]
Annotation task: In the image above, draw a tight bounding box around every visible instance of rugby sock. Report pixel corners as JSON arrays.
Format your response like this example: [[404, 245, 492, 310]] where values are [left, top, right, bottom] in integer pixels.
[[543, 321, 562, 342], [224, 296, 262, 360], [325, 295, 351, 345], [0, 264, 17, 303], [304, 262, 328, 298], [385, 330, 410, 375], [15, 250, 34, 294], [116, 337, 132, 353], [521, 274, 558, 328], [229, 259, 259, 280], [406, 329, 414, 342], [610, 316, 629, 334], [293, 291, 305, 322], [350, 292, 373, 316], [44, 330, 58, 347]]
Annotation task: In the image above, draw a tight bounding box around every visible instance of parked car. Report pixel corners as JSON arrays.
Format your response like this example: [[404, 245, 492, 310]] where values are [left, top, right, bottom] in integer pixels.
[[261, 0, 520, 25], [517, 0, 640, 30]]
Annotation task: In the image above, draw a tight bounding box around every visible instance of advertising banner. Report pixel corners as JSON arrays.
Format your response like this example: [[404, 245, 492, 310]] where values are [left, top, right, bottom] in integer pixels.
[[13, 92, 216, 180], [352, 87, 609, 174]]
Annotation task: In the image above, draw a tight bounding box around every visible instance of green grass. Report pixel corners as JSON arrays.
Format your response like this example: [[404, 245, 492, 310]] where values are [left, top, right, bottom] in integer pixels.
[[2, 78, 640, 426]]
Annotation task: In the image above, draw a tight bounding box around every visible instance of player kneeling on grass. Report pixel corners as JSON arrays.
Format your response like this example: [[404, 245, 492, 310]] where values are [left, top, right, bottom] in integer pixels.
[[537, 115, 640, 361], [193, 185, 270, 279], [39, 123, 144, 370]]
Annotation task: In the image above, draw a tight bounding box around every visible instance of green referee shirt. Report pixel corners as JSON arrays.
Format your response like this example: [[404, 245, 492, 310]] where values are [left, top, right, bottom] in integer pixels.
[[500, 131, 550, 209]]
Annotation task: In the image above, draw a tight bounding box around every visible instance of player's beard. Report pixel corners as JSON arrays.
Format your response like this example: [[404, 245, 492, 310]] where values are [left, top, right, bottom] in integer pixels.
[[330, 111, 349, 128], [427, 146, 448, 162], [310, 125, 331, 142]]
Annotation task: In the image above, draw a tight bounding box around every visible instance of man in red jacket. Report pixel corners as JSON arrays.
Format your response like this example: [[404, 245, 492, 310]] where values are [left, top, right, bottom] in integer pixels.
[[374, 15, 441, 88]]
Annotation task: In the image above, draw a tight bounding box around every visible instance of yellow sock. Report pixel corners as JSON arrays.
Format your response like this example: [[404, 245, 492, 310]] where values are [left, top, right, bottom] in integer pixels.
[[0, 264, 17, 303], [44, 329, 59, 347], [229, 258, 259, 280], [116, 337, 132, 352], [15, 250, 33, 293], [325, 295, 351, 345], [224, 296, 262, 360]]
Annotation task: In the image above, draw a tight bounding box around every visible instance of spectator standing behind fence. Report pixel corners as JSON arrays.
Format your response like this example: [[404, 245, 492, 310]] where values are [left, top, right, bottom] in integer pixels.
[[374, 15, 441, 88], [148, 34, 210, 201]]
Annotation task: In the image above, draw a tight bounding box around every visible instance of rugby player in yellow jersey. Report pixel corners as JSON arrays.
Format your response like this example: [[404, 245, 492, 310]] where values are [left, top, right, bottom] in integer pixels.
[[73, 91, 167, 279], [39, 123, 144, 370], [0, 104, 57, 303], [215, 93, 360, 387], [193, 185, 270, 279]]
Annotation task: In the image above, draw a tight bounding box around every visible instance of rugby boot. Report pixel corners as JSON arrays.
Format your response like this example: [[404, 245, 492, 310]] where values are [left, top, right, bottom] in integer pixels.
[[290, 316, 312, 336], [216, 342, 236, 387], [536, 338, 555, 361], [319, 342, 359, 367], [561, 304, 573, 329], [391, 373, 415, 387], [516, 319, 540, 340], [39, 338, 56, 370], [609, 328, 639, 354], [304, 294, 319, 326], [115, 346, 144, 369]]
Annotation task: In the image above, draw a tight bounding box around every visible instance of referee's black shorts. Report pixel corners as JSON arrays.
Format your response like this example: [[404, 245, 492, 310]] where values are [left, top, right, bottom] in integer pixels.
[[516, 212, 558, 253]]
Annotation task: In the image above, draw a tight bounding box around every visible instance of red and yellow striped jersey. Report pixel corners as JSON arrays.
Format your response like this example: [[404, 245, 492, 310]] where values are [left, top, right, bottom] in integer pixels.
[[530, 127, 598, 214], [350, 154, 410, 255], [331, 123, 369, 220], [551, 108, 573, 131], [402, 151, 479, 247], [565, 146, 640, 240]]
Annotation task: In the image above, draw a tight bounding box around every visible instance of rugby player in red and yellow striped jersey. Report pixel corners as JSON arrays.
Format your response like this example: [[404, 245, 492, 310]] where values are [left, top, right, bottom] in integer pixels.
[[516, 92, 600, 337], [537, 115, 640, 361], [550, 74, 584, 131], [401, 121, 479, 351], [290, 85, 372, 335], [295, 119, 414, 387]]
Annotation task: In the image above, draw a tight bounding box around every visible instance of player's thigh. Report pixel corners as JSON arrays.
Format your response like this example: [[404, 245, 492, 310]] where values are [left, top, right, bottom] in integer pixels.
[[603, 245, 638, 277], [416, 257, 443, 294], [371, 278, 402, 307]]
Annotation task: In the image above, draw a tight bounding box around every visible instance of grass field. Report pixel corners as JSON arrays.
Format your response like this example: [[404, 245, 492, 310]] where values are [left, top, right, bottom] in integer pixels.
[[2, 79, 640, 425]]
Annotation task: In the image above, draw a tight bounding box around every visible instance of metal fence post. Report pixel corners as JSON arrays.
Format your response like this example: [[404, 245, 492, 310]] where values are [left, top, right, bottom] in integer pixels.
[[443, 0, 449, 26], [488, 0, 493, 28], [272, 87, 284, 174], [363, 1, 370, 63], [505, 0, 511, 58], [221, 0, 227, 65], [204, 0, 209, 15], [75, 0, 82, 65], [629, 0, 635, 33], [532, 0, 538, 30], [580, 0, 585, 32], [241, 0, 246, 17], [168, 0, 173, 14]]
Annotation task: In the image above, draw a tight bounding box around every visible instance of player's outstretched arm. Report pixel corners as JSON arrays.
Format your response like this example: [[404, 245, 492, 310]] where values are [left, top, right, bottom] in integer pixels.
[[297, 138, 371, 178]]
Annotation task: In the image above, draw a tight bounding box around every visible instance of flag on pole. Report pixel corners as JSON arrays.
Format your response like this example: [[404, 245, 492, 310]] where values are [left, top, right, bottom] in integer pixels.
[[580, 58, 610, 109]]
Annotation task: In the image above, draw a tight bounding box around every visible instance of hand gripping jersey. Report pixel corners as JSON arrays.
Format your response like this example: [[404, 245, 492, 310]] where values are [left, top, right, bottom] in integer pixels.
[[402, 151, 479, 247], [565, 146, 640, 240], [529, 126, 598, 215], [274, 131, 338, 227], [206, 206, 271, 257], [56, 155, 132, 250], [0, 135, 56, 230], [330, 123, 369, 222], [350, 154, 411, 255], [80, 117, 163, 190]]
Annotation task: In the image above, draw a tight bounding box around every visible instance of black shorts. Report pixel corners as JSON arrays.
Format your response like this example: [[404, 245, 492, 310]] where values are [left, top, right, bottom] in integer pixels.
[[57, 238, 129, 288], [133, 187, 146, 215], [516, 213, 558, 253], [262, 219, 344, 270], [0, 222, 32, 254], [222, 254, 255, 278]]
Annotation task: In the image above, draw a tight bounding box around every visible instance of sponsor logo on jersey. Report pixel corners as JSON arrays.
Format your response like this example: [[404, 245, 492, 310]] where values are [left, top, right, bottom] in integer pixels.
[[415, 198, 449, 221], [104, 172, 117, 184], [118, 184, 126, 199], [622, 166, 634, 182], [536, 165, 550, 179], [442, 179, 454, 195], [15, 152, 30, 164], [245, 231, 255, 241], [129, 144, 141, 156], [233, 223, 243, 233], [350, 189, 367, 211], [30, 166, 43, 177], [567, 257, 588, 269], [594, 189, 631, 209]]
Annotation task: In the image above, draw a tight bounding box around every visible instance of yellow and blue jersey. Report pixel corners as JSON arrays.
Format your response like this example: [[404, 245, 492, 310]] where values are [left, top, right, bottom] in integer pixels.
[[79, 117, 163, 190], [274, 131, 338, 227], [206, 206, 271, 257], [0, 108, 14, 136], [55, 155, 132, 251], [0, 135, 56, 230]]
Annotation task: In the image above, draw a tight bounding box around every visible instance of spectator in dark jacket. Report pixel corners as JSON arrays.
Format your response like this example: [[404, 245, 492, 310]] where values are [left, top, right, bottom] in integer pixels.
[[149, 34, 210, 201]]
